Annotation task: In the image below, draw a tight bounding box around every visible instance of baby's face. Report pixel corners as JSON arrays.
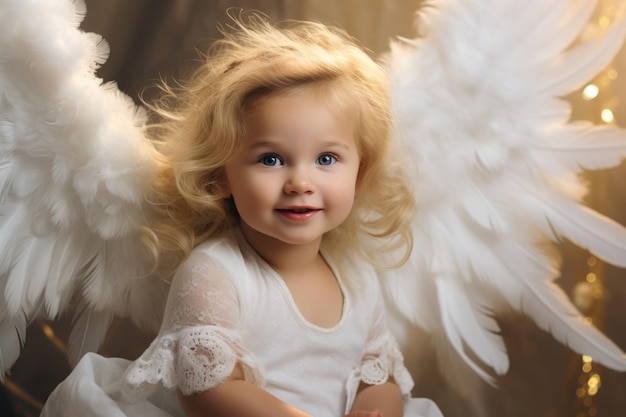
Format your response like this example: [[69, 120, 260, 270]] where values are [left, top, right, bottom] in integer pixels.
[[224, 87, 360, 251]]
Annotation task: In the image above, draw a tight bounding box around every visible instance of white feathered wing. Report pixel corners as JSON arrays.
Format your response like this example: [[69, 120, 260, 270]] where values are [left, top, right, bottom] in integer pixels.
[[0, 0, 166, 376], [379, 0, 626, 389]]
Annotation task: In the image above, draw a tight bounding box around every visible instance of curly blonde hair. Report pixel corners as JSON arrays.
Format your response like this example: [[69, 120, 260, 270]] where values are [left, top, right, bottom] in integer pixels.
[[143, 13, 416, 279]]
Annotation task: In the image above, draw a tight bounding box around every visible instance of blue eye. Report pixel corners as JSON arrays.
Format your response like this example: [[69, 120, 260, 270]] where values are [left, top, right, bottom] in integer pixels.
[[259, 154, 282, 166], [316, 154, 337, 166]]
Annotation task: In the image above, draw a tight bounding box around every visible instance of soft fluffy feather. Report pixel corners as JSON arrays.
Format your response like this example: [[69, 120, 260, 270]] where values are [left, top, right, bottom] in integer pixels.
[[381, 0, 626, 391], [0, 0, 166, 377]]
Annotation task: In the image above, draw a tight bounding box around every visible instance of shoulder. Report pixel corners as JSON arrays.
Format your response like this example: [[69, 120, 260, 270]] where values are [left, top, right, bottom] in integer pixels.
[[179, 228, 267, 297], [192, 229, 243, 258], [186, 229, 248, 272], [170, 230, 247, 291]]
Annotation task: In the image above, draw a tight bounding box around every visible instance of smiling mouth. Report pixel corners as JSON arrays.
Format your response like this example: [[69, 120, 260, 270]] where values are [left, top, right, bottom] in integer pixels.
[[278, 208, 315, 213], [280, 208, 316, 213], [276, 207, 320, 220]]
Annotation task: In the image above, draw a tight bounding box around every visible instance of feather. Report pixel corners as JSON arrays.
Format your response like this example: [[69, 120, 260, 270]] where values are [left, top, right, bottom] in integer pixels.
[[533, 124, 626, 173], [382, 0, 626, 391], [436, 278, 508, 379], [524, 190, 626, 267], [0, 0, 163, 375], [544, 17, 626, 97], [68, 304, 114, 367], [520, 279, 626, 371], [458, 184, 510, 233], [516, 0, 596, 64], [0, 313, 26, 381], [0, 206, 27, 275]]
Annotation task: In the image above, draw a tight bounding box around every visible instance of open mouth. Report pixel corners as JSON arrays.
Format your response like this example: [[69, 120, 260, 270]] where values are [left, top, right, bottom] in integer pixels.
[[276, 207, 320, 220]]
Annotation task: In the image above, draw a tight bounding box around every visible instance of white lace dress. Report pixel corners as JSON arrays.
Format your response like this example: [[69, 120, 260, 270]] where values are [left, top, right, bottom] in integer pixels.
[[41, 229, 443, 417]]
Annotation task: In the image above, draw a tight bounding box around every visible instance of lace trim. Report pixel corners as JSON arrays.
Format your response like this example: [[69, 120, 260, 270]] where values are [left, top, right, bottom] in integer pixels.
[[359, 351, 413, 391], [345, 332, 414, 411], [113, 325, 264, 401]]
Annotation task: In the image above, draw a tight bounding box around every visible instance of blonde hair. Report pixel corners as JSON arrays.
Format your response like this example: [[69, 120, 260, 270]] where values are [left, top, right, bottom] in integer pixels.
[[143, 12, 416, 279]]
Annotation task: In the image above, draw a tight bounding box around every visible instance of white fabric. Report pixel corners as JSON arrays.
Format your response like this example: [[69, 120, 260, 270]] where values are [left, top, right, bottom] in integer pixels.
[[42, 229, 443, 417]]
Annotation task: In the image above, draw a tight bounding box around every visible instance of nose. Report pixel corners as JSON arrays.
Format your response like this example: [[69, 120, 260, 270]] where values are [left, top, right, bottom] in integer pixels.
[[284, 166, 315, 195]]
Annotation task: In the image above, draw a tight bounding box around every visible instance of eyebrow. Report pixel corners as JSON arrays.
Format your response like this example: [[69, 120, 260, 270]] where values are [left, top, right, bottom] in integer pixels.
[[247, 138, 353, 150]]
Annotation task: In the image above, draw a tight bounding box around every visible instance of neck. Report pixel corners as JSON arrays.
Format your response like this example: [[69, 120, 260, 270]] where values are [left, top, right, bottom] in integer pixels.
[[239, 223, 322, 273]]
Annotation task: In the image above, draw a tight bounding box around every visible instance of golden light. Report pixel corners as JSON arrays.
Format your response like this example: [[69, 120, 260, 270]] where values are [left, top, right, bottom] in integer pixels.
[[587, 373, 601, 388], [598, 16, 611, 28], [582, 84, 600, 100], [607, 68, 618, 80], [601, 108, 615, 123], [587, 373, 601, 396], [570, 4, 621, 413]]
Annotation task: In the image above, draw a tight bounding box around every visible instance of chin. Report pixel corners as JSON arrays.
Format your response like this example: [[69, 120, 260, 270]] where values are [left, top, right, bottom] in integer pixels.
[[277, 234, 322, 246]]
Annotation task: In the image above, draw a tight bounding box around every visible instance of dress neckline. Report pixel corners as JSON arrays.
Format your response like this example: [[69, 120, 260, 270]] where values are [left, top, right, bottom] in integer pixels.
[[232, 227, 349, 333]]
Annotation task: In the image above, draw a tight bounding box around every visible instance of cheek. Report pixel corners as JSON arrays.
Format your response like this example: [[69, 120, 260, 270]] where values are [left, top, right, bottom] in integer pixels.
[[229, 171, 276, 207], [328, 172, 359, 204]]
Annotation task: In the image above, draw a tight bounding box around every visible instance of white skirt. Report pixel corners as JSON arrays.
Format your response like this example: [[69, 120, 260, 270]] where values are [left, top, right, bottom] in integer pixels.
[[41, 353, 444, 417]]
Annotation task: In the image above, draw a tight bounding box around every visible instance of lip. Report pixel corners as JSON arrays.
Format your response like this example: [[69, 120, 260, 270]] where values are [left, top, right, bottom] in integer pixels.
[[275, 207, 321, 221]]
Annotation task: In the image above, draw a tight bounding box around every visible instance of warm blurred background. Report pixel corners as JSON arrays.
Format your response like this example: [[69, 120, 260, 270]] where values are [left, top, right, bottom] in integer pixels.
[[2, 1, 626, 416]]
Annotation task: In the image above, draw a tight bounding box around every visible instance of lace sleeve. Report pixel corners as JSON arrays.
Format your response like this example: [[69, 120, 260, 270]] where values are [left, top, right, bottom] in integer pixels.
[[348, 287, 414, 400], [114, 249, 264, 400], [162, 251, 241, 331]]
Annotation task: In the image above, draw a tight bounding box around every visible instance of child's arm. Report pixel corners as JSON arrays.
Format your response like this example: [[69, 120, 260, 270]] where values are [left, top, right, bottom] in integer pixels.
[[177, 363, 312, 417], [348, 380, 404, 417]]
